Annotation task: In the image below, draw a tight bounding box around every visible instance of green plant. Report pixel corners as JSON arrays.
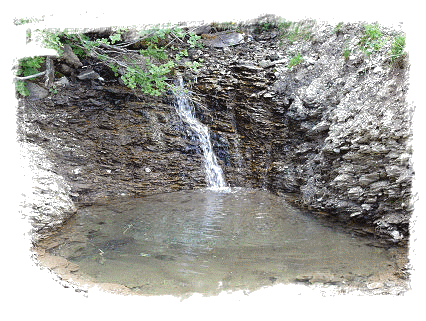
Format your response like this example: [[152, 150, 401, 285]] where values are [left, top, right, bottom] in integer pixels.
[[39, 29, 64, 55], [277, 19, 292, 31], [15, 56, 46, 96], [120, 59, 175, 96], [288, 53, 303, 69], [140, 45, 168, 61], [109, 31, 121, 44], [389, 34, 406, 62], [187, 32, 202, 48], [282, 21, 313, 44], [334, 22, 343, 33], [18, 56, 45, 76], [359, 23, 384, 56], [184, 61, 202, 72], [343, 42, 351, 60], [49, 85, 57, 94], [254, 21, 275, 34], [33, 26, 203, 97], [175, 49, 188, 61], [15, 81, 30, 96]]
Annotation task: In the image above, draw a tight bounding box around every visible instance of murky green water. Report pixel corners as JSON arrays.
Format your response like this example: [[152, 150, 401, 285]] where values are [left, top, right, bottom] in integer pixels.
[[45, 188, 395, 295]]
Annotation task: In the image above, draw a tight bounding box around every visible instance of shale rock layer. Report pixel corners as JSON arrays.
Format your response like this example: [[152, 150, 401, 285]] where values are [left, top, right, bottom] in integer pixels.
[[18, 19, 413, 243]]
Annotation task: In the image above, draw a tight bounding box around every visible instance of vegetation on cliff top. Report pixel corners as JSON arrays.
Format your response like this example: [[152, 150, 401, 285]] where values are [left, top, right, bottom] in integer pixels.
[[13, 17, 407, 97], [14, 23, 204, 97]]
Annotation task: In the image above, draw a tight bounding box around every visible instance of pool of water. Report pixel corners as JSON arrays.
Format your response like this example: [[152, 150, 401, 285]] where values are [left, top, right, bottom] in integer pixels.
[[43, 188, 397, 296]]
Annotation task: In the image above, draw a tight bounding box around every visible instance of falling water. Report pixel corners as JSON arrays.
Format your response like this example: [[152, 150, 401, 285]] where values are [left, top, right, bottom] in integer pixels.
[[174, 77, 227, 189]]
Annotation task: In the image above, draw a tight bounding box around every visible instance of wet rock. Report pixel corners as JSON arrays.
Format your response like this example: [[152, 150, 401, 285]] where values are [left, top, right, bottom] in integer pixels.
[[58, 63, 74, 76], [201, 31, 245, 48], [61, 44, 83, 68], [77, 69, 100, 80], [193, 24, 212, 35], [25, 82, 49, 100], [231, 61, 263, 72]]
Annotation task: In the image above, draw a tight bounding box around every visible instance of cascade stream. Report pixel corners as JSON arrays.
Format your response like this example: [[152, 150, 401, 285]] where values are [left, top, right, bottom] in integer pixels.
[[174, 77, 227, 189]]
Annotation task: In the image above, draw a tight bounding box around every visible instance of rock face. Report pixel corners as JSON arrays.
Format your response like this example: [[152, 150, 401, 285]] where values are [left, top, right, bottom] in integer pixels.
[[18, 19, 413, 243], [18, 85, 206, 206], [191, 20, 413, 242]]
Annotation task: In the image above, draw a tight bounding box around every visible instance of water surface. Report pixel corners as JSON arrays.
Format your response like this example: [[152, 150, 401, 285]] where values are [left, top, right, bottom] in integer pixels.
[[45, 188, 396, 295]]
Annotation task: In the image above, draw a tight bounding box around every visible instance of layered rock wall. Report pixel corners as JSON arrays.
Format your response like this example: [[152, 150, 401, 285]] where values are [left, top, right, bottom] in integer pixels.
[[191, 20, 413, 241], [18, 19, 413, 243]]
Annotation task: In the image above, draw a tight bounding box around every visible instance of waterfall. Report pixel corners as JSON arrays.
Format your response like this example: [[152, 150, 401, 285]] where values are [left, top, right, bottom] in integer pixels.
[[174, 77, 227, 190]]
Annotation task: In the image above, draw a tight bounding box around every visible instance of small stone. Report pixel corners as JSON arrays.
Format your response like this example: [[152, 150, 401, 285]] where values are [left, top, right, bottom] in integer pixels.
[[369, 180, 388, 193], [390, 230, 403, 240], [72, 168, 81, 174], [145, 168, 151, 173], [333, 173, 353, 183], [259, 60, 272, 68], [373, 66, 383, 73], [348, 186, 363, 199], [54, 77, 69, 87], [361, 204, 372, 211], [307, 121, 329, 136], [358, 173, 380, 186], [77, 69, 100, 80]]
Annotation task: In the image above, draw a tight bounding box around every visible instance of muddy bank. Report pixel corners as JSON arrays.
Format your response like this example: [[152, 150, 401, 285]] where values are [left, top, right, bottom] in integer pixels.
[[17, 17, 413, 245]]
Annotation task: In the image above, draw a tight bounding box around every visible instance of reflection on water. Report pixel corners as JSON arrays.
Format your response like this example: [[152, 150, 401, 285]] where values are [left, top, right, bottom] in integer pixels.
[[45, 188, 396, 296]]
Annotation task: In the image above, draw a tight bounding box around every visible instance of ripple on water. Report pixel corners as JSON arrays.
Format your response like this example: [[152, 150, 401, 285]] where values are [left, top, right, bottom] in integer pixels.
[[44, 188, 401, 296]]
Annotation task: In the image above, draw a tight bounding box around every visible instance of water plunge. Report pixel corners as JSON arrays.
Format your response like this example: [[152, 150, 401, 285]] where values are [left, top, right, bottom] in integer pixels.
[[174, 77, 226, 189]]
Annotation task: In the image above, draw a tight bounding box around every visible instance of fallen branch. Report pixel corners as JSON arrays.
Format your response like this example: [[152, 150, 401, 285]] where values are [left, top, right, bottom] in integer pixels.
[[14, 71, 47, 81]]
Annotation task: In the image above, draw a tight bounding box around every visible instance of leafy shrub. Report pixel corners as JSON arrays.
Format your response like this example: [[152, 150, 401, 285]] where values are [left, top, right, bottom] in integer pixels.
[[18, 56, 45, 76], [15, 56, 46, 96], [187, 32, 202, 48], [140, 45, 168, 61], [34, 25, 203, 97], [120, 60, 175, 96]]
